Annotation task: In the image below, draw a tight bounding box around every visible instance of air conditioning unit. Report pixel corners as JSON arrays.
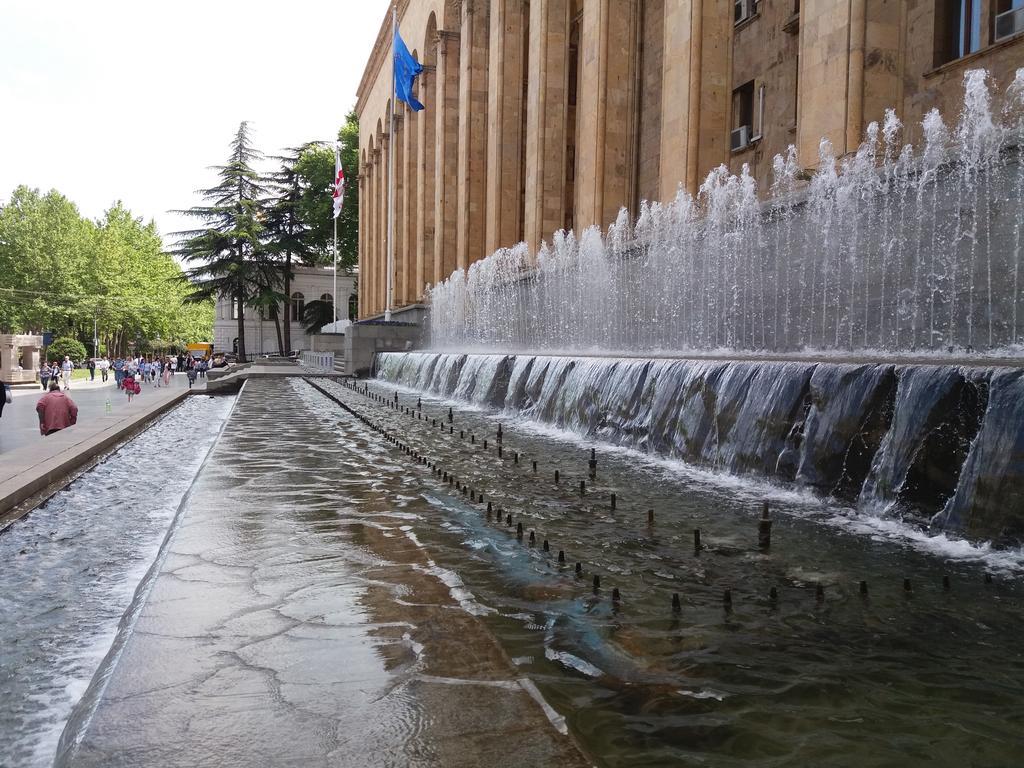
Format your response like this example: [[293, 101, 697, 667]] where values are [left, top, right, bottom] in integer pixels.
[[995, 7, 1024, 42], [731, 125, 751, 151], [735, 0, 754, 24]]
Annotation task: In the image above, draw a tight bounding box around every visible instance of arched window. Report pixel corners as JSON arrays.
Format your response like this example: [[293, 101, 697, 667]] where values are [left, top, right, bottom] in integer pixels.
[[290, 292, 305, 322], [320, 292, 333, 305]]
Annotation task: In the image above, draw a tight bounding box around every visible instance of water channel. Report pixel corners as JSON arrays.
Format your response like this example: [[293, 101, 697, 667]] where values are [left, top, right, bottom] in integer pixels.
[[3, 377, 1022, 766], [0, 395, 235, 767]]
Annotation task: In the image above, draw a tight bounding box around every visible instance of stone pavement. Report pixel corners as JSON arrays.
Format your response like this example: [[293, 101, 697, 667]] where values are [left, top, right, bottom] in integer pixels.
[[56, 378, 590, 768], [0, 374, 203, 526]]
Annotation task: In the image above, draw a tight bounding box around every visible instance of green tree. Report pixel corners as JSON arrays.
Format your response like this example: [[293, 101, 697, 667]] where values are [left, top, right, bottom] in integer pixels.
[[173, 121, 266, 361], [48, 336, 87, 364]]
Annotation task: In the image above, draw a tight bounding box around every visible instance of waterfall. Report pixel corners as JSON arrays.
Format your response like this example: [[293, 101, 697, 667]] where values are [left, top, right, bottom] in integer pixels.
[[376, 351, 1024, 545], [427, 68, 1024, 357]]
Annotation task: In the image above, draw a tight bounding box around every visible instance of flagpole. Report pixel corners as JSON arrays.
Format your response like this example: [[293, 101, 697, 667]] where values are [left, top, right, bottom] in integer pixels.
[[385, 3, 397, 323], [332, 193, 338, 324]]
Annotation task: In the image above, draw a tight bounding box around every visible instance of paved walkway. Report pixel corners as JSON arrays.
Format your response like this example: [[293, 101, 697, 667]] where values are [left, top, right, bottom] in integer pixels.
[[2, 374, 202, 456], [0, 374, 204, 526]]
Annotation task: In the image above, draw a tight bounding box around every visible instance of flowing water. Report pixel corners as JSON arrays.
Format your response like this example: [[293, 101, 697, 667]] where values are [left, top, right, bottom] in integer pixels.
[[0, 395, 235, 768], [429, 68, 1024, 357], [308, 377, 1024, 767]]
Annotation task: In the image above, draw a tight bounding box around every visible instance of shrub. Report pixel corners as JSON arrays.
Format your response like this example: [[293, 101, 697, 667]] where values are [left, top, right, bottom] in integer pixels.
[[47, 336, 88, 365]]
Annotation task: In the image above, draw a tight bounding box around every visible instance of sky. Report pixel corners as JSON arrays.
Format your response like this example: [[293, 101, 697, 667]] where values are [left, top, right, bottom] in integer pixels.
[[0, 0, 390, 246]]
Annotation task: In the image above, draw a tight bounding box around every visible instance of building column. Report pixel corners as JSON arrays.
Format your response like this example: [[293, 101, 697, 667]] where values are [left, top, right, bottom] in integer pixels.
[[392, 114, 406, 308], [576, 0, 640, 231], [524, 0, 572, 253], [434, 30, 461, 284], [485, 0, 527, 252], [659, 0, 730, 198], [416, 66, 437, 297], [456, 0, 490, 271], [402, 103, 419, 305], [358, 164, 369, 318], [797, 0, 854, 163]]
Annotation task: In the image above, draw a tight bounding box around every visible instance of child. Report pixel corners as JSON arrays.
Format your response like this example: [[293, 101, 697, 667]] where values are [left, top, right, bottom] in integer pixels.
[[122, 372, 140, 403]]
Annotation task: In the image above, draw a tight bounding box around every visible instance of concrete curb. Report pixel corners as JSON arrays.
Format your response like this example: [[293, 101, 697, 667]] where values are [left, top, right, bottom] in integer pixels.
[[0, 390, 193, 530]]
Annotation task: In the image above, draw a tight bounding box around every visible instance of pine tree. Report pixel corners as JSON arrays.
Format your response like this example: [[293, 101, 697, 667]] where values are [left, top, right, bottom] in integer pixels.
[[173, 121, 266, 361], [262, 142, 330, 353]]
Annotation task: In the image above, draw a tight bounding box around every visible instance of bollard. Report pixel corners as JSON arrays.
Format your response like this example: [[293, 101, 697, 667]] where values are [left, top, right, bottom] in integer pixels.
[[672, 593, 681, 612], [859, 580, 869, 597], [543, 539, 550, 552], [593, 575, 601, 591], [758, 503, 772, 549], [516, 522, 523, 539], [470, 491, 475, 502], [417, 398, 421, 410], [515, 452, 520, 464], [580, 480, 586, 496], [506, 513, 512, 526], [769, 586, 778, 602], [554, 470, 560, 483], [558, 550, 566, 563], [449, 426, 453, 435], [448, 407, 453, 423], [532, 460, 537, 473], [903, 578, 913, 593], [943, 575, 951, 590], [647, 509, 655, 525], [461, 430, 464, 439], [479, 494, 485, 504], [693, 529, 702, 552], [575, 562, 583, 575], [612, 587, 621, 603], [484, 440, 488, 450], [610, 493, 617, 510], [498, 446, 503, 458], [443, 472, 448, 481], [497, 423, 503, 445], [588, 448, 597, 480], [471, 434, 475, 444], [529, 530, 536, 545], [816, 583, 825, 602], [723, 589, 732, 608]]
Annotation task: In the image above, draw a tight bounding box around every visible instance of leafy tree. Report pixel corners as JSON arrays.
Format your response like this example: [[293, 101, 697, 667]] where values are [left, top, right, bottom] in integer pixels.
[[173, 121, 267, 361], [264, 143, 332, 352], [301, 299, 335, 335], [335, 110, 360, 273], [48, 336, 87, 364]]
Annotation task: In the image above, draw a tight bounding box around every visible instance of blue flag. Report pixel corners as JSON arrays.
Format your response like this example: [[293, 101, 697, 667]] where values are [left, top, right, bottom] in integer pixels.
[[394, 29, 425, 111]]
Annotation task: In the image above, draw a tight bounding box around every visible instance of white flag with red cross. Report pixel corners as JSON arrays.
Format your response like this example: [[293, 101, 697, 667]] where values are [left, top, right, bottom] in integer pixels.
[[333, 148, 345, 219]]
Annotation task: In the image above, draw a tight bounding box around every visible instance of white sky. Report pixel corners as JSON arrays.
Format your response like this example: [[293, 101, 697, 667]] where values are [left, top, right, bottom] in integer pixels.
[[0, 0, 389, 246]]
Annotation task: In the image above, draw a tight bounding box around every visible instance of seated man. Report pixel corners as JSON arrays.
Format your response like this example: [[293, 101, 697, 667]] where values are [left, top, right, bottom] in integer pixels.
[[36, 379, 79, 436]]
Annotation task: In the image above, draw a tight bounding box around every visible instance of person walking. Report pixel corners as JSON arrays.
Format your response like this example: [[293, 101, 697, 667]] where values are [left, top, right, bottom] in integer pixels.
[[39, 361, 51, 391], [162, 357, 172, 387], [99, 356, 109, 383], [0, 382, 11, 421], [61, 357, 74, 390], [113, 356, 124, 389], [36, 379, 78, 436], [186, 364, 197, 389], [87, 357, 96, 381]]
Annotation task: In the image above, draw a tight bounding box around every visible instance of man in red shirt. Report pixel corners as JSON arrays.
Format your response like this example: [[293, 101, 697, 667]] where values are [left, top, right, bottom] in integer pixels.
[[36, 379, 79, 436]]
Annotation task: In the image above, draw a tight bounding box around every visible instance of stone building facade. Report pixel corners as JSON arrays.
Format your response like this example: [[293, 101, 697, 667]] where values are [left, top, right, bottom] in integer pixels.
[[212, 267, 356, 356], [355, 0, 1024, 319]]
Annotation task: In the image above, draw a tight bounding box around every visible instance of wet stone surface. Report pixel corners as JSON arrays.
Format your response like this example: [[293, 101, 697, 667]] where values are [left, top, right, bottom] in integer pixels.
[[59, 379, 587, 768]]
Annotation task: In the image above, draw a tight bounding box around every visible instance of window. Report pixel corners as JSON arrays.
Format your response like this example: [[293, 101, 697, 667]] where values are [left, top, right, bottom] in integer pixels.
[[348, 294, 358, 321], [995, 0, 1024, 41], [731, 81, 755, 151], [320, 293, 333, 305], [935, 0, 982, 66], [231, 299, 240, 320], [735, 0, 756, 24], [290, 292, 305, 322]]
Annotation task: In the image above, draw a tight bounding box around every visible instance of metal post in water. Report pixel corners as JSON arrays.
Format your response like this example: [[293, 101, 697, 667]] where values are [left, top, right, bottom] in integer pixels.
[[859, 580, 869, 597], [575, 562, 583, 575], [943, 575, 951, 590], [497, 423, 503, 445], [589, 448, 597, 480], [558, 550, 566, 563], [723, 589, 732, 608], [498, 446, 503, 458], [610, 493, 616, 510], [816, 583, 825, 602], [532, 460, 537, 473], [529, 530, 536, 545], [484, 439, 488, 450], [647, 509, 654, 525], [612, 587, 621, 603], [461, 430, 464, 439], [506, 513, 512, 526], [769, 586, 778, 602], [471, 434, 475, 443], [758, 502, 772, 549], [554, 470, 560, 483], [593, 575, 601, 591], [515, 452, 520, 464], [448, 407, 453, 423], [672, 593, 681, 612], [694, 529, 702, 552], [580, 480, 586, 496], [543, 539, 550, 552], [516, 522, 523, 540]]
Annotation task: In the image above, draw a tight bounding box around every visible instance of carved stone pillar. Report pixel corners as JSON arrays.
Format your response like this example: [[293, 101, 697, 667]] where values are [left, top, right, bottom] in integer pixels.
[[434, 30, 461, 284], [416, 66, 436, 297], [485, 0, 527, 252], [456, 0, 490, 271], [523, 0, 572, 253]]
